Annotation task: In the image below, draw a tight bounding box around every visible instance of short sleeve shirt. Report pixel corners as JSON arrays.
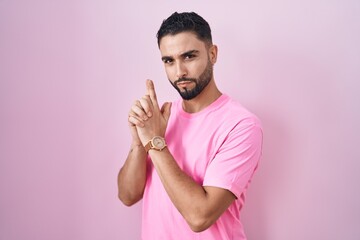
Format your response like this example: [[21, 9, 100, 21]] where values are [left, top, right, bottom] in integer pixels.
[[141, 94, 263, 240]]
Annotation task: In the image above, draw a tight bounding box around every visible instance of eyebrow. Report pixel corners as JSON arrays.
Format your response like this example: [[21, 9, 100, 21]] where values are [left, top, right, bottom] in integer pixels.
[[180, 50, 199, 57], [161, 50, 200, 61]]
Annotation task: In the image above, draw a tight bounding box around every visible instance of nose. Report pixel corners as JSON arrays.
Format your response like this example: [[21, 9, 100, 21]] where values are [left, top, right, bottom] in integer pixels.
[[175, 62, 187, 79]]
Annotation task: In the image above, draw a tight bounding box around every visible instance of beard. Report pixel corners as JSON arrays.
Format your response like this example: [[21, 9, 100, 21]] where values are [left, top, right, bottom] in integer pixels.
[[169, 60, 213, 100]]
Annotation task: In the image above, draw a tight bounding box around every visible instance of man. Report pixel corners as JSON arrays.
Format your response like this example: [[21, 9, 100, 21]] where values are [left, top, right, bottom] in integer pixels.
[[118, 12, 262, 240]]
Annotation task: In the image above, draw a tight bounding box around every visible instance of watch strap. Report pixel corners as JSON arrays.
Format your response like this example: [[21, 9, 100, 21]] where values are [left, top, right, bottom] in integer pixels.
[[144, 141, 153, 153]]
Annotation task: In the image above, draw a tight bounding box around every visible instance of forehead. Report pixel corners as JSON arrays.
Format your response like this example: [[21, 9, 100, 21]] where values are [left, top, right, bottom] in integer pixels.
[[159, 32, 207, 57]]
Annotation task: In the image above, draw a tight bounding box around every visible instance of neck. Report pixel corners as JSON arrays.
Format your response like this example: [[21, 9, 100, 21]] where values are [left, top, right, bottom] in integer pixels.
[[181, 79, 222, 113]]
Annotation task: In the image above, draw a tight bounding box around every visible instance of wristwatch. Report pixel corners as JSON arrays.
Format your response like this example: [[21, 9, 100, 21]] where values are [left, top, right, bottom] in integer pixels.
[[144, 136, 167, 153]]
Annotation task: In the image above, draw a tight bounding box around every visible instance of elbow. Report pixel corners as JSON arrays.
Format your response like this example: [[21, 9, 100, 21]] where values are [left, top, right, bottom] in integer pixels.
[[118, 196, 135, 207], [186, 214, 213, 232], [118, 192, 142, 207], [190, 224, 209, 233]]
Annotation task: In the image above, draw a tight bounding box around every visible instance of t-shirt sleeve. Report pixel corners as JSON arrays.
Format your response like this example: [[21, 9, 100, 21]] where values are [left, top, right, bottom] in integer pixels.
[[202, 118, 263, 199]]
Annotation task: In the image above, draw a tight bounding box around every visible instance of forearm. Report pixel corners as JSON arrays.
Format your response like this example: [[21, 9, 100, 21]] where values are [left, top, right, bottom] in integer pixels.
[[149, 148, 231, 231], [118, 144, 147, 206]]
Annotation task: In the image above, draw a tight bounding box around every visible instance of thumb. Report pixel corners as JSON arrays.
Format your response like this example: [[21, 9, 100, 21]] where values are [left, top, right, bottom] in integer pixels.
[[161, 102, 172, 122]]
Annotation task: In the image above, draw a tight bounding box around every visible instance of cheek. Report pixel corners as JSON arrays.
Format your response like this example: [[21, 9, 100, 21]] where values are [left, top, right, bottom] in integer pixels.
[[190, 61, 207, 77], [164, 66, 175, 81]]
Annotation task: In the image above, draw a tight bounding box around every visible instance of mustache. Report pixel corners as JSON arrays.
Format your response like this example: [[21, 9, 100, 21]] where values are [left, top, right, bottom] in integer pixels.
[[174, 78, 197, 85]]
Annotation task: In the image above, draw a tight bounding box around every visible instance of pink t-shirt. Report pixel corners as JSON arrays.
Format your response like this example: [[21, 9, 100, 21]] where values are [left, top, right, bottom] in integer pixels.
[[142, 94, 263, 240]]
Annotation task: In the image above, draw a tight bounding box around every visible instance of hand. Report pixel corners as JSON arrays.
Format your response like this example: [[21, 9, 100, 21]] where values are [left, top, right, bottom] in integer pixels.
[[128, 92, 153, 146], [129, 79, 171, 146]]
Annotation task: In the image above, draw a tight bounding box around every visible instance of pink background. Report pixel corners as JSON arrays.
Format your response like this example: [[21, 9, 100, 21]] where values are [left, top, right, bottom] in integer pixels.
[[1, 1, 359, 239]]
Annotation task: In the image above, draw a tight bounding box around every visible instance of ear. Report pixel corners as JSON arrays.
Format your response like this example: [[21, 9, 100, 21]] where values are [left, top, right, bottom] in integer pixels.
[[208, 44, 218, 64]]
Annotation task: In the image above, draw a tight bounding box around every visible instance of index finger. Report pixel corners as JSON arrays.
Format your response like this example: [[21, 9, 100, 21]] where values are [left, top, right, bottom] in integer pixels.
[[146, 79, 159, 108]]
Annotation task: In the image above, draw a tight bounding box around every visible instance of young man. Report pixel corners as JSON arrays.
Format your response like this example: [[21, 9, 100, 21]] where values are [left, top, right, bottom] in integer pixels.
[[118, 12, 263, 240]]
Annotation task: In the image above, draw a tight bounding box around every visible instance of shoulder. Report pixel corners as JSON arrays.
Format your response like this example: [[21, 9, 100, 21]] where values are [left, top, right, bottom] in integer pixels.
[[215, 95, 262, 130]]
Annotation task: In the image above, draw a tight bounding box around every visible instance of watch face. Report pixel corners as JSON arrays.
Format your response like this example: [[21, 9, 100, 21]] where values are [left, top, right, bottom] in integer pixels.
[[152, 136, 165, 149]]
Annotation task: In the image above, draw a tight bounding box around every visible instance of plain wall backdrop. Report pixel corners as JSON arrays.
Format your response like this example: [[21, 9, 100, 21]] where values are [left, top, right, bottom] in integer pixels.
[[1, 0, 359, 239]]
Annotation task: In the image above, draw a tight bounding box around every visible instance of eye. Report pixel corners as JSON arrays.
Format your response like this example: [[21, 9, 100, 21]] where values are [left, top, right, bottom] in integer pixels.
[[184, 54, 195, 60], [163, 58, 173, 64]]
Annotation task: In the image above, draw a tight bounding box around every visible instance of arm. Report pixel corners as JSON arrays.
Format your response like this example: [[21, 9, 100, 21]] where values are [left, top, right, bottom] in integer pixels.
[[117, 97, 153, 206], [117, 140, 147, 206], [149, 149, 236, 232], [135, 80, 236, 232]]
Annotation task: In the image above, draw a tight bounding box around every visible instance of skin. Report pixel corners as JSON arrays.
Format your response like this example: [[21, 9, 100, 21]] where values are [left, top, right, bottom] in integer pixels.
[[117, 32, 236, 232]]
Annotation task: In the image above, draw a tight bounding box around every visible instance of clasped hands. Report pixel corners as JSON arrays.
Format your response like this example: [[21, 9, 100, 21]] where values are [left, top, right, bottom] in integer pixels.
[[128, 79, 171, 146]]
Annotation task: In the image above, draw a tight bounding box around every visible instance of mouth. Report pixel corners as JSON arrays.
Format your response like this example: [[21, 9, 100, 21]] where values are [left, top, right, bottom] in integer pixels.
[[176, 80, 194, 88]]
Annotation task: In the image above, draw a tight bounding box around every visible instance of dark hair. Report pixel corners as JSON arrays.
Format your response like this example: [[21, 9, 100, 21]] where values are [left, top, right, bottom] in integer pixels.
[[156, 12, 212, 47]]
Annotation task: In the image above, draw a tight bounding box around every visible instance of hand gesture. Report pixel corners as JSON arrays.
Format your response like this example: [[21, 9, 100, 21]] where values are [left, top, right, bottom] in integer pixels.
[[128, 79, 171, 146]]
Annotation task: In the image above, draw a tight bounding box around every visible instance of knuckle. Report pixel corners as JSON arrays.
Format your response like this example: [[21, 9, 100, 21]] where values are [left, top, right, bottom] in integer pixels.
[[139, 98, 147, 105]]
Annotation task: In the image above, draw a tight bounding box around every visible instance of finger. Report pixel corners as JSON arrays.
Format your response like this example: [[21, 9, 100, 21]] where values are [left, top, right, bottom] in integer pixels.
[[146, 79, 159, 108], [161, 102, 172, 122], [140, 95, 153, 117], [128, 115, 144, 128], [131, 101, 148, 121]]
